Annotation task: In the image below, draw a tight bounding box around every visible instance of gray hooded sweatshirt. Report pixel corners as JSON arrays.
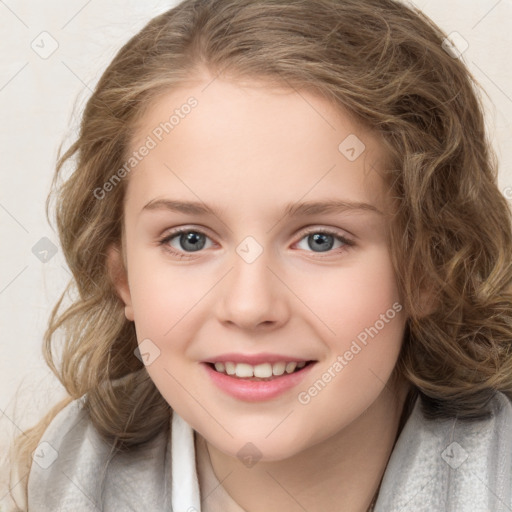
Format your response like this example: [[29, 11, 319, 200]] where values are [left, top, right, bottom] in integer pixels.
[[27, 391, 512, 511]]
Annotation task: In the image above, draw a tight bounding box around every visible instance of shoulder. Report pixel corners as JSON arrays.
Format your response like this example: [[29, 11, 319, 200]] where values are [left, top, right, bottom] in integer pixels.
[[27, 396, 173, 511], [27, 397, 106, 510], [375, 391, 512, 512]]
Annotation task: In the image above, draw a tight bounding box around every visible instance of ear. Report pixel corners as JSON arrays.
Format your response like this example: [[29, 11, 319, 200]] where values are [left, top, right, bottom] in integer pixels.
[[106, 244, 134, 321]]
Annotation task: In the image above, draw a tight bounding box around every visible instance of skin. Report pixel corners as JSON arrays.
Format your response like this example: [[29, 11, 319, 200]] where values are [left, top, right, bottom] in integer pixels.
[[109, 71, 411, 512]]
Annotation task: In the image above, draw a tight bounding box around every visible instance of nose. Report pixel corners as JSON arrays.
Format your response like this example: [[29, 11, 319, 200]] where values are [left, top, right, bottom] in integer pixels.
[[215, 245, 290, 331]]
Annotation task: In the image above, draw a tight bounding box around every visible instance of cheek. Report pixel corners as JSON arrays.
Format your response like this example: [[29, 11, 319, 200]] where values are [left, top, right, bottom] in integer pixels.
[[127, 259, 207, 409], [296, 247, 405, 400], [127, 246, 200, 336], [298, 247, 402, 342], [129, 278, 177, 339], [126, 252, 214, 397], [339, 268, 401, 343]]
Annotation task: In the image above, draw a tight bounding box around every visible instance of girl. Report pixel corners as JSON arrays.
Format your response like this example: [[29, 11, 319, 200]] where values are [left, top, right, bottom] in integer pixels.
[[8, 0, 512, 510]]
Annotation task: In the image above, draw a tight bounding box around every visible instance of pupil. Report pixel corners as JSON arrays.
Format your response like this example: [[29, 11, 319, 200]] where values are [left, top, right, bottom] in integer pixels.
[[309, 233, 333, 252]]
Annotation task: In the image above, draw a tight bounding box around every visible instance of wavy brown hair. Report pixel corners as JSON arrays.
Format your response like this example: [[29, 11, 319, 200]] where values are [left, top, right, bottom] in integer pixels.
[[9, 0, 512, 508]]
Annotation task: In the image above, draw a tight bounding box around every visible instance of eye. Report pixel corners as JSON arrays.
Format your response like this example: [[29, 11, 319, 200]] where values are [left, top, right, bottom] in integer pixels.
[[159, 228, 213, 256], [294, 228, 354, 255]]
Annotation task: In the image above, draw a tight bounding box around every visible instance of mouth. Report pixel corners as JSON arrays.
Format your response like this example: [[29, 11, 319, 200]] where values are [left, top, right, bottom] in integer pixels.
[[202, 359, 317, 401]]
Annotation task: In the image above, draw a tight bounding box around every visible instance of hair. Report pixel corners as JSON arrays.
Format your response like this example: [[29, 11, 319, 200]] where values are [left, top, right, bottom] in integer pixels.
[[9, 0, 512, 508]]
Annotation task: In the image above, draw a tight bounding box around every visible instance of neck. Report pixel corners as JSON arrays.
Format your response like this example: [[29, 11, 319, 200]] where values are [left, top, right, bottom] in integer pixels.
[[205, 377, 413, 512]]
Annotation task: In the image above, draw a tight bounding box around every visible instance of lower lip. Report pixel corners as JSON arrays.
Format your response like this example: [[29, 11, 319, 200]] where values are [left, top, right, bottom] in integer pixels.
[[202, 362, 316, 402]]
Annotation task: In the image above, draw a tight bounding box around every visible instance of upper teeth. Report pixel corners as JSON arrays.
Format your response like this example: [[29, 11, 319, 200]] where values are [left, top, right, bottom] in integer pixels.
[[213, 361, 307, 378]]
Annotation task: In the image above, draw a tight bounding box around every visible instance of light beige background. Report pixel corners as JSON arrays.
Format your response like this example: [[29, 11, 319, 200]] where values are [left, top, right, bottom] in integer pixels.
[[1, 0, 511, 508]]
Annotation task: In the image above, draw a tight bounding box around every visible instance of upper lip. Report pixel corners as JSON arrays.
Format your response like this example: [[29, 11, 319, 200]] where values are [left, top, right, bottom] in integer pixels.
[[202, 353, 315, 365]]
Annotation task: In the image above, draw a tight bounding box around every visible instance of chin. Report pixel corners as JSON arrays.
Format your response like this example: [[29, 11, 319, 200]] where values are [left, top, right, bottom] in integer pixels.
[[213, 432, 312, 464]]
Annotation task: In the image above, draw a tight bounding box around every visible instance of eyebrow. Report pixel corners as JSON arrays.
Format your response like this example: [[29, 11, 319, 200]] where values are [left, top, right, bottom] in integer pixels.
[[141, 198, 383, 217]]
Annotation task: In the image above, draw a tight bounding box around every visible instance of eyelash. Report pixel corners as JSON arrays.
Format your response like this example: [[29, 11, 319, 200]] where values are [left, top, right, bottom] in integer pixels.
[[157, 227, 355, 260]]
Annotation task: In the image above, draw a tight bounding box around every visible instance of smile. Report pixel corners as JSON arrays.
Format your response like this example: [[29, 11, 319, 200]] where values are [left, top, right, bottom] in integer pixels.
[[202, 360, 317, 401]]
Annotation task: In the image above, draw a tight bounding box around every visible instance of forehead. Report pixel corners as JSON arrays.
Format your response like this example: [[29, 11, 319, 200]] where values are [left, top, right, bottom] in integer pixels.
[[125, 75, 393, 218]]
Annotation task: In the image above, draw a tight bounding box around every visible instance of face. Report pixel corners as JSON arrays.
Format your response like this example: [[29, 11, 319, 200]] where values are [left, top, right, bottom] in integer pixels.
[[110, 72, 407, 461]]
